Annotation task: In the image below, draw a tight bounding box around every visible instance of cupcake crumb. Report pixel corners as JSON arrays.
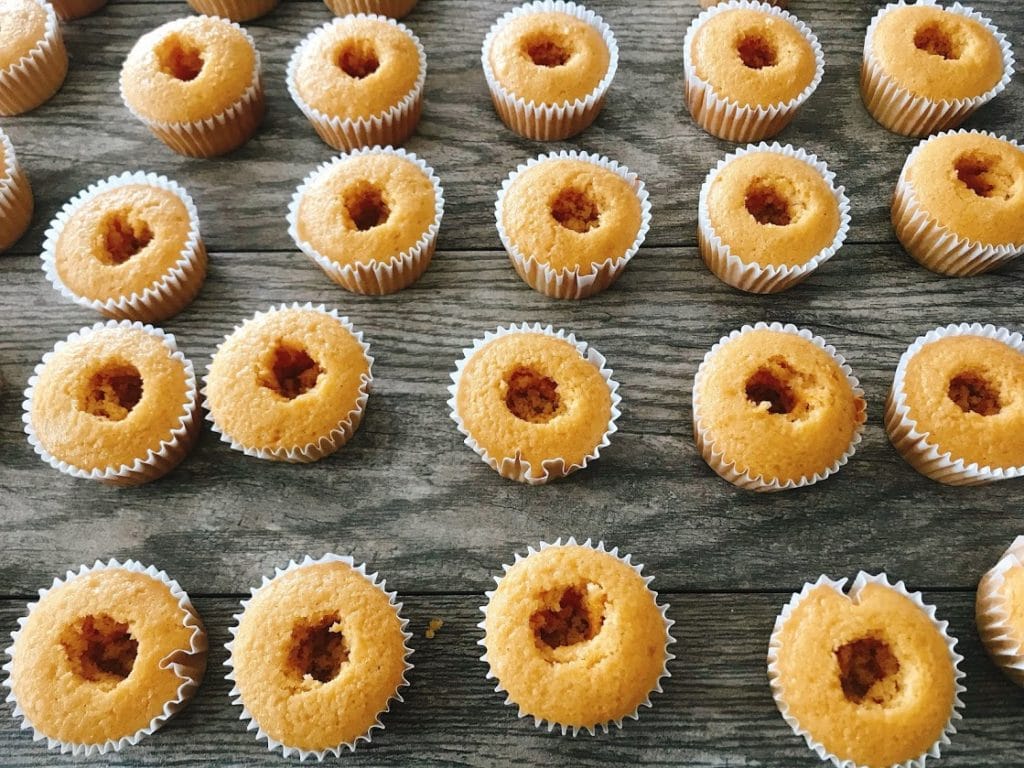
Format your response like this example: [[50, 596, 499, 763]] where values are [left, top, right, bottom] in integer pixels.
[[425, 618, 444, 639]]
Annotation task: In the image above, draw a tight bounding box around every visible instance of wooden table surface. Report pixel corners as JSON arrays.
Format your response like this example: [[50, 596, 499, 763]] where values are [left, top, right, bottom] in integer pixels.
[[2, 0, 1023, 765]]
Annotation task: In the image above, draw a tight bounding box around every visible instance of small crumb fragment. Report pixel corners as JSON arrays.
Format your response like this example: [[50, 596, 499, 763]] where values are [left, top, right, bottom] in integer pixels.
[[425, 618, 444, 639]]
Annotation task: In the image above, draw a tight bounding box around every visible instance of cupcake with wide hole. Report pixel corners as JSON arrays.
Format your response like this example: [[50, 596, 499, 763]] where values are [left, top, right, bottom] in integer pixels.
[[226, 554, 412, 758], [886, 323, 1024, 485], [186, 0, 278, 22], [203, 304, 373, 462], [448, 323, 620, 484], [49, 0, 104, 20], [0, 127, 33, 253], [769, 572, 965, 768], [683, 1, 824, 142], [2, 559, 206, 755], [482, 1, 618, 141], [479, 538, 674, 734], [287, 16, 425, 151], [120, 16, 263, 157], [322, 0, 417, 18], [288, 146, 443, 295], [42, 172, 205, 322], [692, 323, 866, 491], [977, 536, 1024, 686], [496, 150, 650, 299], [862, 1, 1013, 138], [0, 0, 67, 115], [24, 321, 200, 486], [699, 143, 850, 293], [893, 130, 1024, 276]]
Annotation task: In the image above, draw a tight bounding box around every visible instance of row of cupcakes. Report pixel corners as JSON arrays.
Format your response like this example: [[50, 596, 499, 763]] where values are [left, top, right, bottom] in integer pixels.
[[5, 537, 1024, 766], [6, 0, 418, 23]]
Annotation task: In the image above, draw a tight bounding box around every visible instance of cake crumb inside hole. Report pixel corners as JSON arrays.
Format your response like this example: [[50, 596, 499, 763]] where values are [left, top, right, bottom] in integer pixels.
[[836, 636, 901, 705], [156, 35, 205, 81], [913, 23, 961, 60], [337, 39, 379, 79], [746, 366, 797, 415], [343, 181, 390, 231], [287, 614, 348, 683], [262, 343, 322, 399], [524, 36, 571, 67], [948, 371, 1001, 416], [505, 366, 560, 423], [100, 212, 153, 265], [531, 584, 605, 650], [551, 188, 601, 233], [61, 614, 137, 684], [80, 363, 143, 421], [954, 153, 1014, 200], [745, 181, 793, 226], [737, 33, 777, 69]]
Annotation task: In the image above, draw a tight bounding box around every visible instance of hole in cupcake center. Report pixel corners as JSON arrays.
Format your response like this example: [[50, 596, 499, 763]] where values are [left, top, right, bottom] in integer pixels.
[[337, 39, 379, 78], [156, 35, 205, 81], [913, 23, 961, 60], [745, 181, 792, 226], [745, 368, 797, 415], [343, 181, 391, 231], [264, 343, 322, 399], [530, 585, 605, 649], [948, 372, 1001, 416], [287, 613, 349, 683], [505, 366, 560, 423], [737, 33, 777, 69], [61, 614, 138, 683], [954, 153, 1014, 200], [835, 637, 901, 705], [524, 36, 570, 67], [100, 212, 153, 265], [80, 363, 144, 421], [551, 188, 601, 233]]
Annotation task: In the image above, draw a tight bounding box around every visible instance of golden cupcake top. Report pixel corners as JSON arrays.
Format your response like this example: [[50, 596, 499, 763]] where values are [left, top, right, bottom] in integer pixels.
[[29, 325, 192, 472], [292, 16, 421, 121], [695, 328, 864, 484], [9, 567, 201, 747], [691, 7, 816, 107], [705, 150, 841, 267], [488, 10, 610, 105], [871, 5, 1005, 101], [204, 307, 371, 453], [905, 132, 1024, 246], [997, 562, 1024, 651], [0, 0, 48, 71], [482, 543, 670, 731], [295, 152, 437, 268], [121, 15, 257, 124], [230, 559, 409, 752], [772, 579, 957, 767], [900, 334, 1024, 470]]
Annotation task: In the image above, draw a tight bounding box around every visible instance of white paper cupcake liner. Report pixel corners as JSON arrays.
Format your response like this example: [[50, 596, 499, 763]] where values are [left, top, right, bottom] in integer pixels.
[[447, 323, 622, 485], [684, 0, 824, 143], [51, 0, 106, 20], [202, 302, 373, 463], [0, 128, 33, 254], [768, 572, 966, 768], [477, 537, 676, 735], [698, 143, 851, 293], [225, 553, 414, 759], [0, 0, 67, 116], [323, 0, 417, 16], [287, 147, 444, 295], [481, 1, 619, 141], [495, 150, 651, 299], [186, 0, 278, 21], [977, 536, 1024, 686], [885, 323, 1024, 485], [861, 1, 1015, 138], [893, 130, 1023, 277], [22, 320, 200, 487], [692, 322, 867, 491], [286, 16, 426, 152], [41, 171, 206, 322], [2, 558, 207, 756], [119, 17, 263, 158]]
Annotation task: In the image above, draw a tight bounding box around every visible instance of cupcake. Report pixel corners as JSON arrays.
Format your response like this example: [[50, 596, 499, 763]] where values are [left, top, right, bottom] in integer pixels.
[[120, 16, 263, 157], [495, 150, 650, 299], [479, 538, 674, 734], [322, 0, 417, 18], [482, 1, 618, 141], [49, 0, 105, 20], [287, 16, 425, 151], [287, 146, 443, 295], [0, 0, 67, 116], [23, 321, 200, 486], [886, 323, 1024, 485], [701, 0, 785, 6], [692, 323, 866, 491], [893, 130, 1024, 277], [683, 1, 824, 143], [698, 143, 850, 293], [2, 559, 206, 755], [977, 537, 1024, 686], [203, 304, 373, 462], [226, 554, 412, 758], [769, 572, 965, 768], [41, 171, 205, 322], [186, 0, 278, 22], [448, 323, 620, 484], [861, 1, 1014, 138], [0, 127, 33, 253]]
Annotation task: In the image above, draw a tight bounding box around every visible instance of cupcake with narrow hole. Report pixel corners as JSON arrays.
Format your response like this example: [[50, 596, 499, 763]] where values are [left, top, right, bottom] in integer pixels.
[[120, 16, 263, 157], [482, 1, 618, 141], [49, 0, 105, 20], [287, 16, 425, 151], [288, 146, 443, 295], [886, 323, 1024, 485], [684, 1, 824, 142], [893, 130, 1024, 276], [0, 127, 33, 253], [448, 324, 620, 484], [186, 0, 278, 22], [862, 1, 1013, 137], [0, 0, 67, 115], [24, 321, 200, 486], [977, 537, 1024, 686], [323, 0, 417, 17], [769, 572, 965, 768], [699, 143, 850, 293], [226, 554, 412, 758]]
